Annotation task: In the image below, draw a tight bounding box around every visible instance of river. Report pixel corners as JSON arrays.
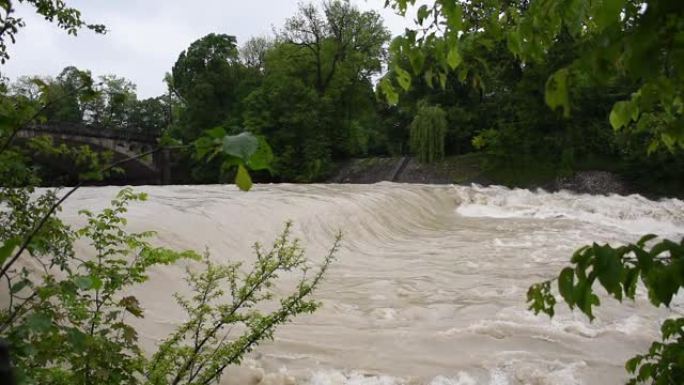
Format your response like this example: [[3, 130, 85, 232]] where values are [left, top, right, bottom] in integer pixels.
[[60, 183, 684, 385]]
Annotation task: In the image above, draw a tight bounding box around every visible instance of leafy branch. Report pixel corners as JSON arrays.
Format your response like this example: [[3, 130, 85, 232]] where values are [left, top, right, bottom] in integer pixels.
[[147, 222, 341, 385], [527, 236, 684, 384]]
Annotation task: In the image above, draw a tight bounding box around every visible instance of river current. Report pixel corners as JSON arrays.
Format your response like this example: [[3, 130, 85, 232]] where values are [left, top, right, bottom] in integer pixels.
[[60, 183, 684, 385]]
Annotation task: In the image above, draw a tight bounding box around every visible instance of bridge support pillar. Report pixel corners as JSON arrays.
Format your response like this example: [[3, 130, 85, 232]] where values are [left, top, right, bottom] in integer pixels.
[[160, 148, 171, 185]]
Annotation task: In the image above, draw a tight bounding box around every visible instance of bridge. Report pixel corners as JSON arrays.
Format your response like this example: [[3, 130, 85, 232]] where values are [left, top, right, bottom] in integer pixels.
[[17, 124, 171, 184]]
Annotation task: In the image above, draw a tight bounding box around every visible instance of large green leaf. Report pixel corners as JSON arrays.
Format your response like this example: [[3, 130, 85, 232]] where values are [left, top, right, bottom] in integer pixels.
[[235, 164, 253, 191], [246, 136, 274, 171], [10, 278, 30, 294], [394, 65, 412, 91], [646, 266, 679, 306], [26, 312, 52, 333], [609, 101, 638, 130], [416, 4, 430, 25], [574, 279, 600, 320], [205, 126, 227, 139], [593, 0, 625, 30], [446, 46, 462, 69], [545, 68, 570, 118], [379, 78, 399, 105], [593, 244, 623, 299], [73, 275, 94, 290], [558, 267, 575, 307], [0, 237, 20, 266], [222, 132, 259, 162]]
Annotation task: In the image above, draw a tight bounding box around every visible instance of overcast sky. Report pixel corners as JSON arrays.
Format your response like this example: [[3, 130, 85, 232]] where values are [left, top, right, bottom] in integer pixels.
[[1, 0, 415, 98]]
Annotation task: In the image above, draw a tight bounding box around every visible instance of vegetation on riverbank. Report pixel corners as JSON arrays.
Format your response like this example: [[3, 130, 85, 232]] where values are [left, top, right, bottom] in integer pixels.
[[4, 1, 683, 191]]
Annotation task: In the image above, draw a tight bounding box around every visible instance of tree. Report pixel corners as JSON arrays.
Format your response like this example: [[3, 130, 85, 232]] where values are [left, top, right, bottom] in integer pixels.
[[127, 96, 172, 136], [9, 67, 96, 125], [50, 66, 94, 124], [281, 0, 389, 95], [240, 35, 273, 72], [409, 103, 446, 163], [10, 76, 41, 102], [170, 33, 246, 141], [83, 74, 137, 128], [239, 1, 391, 182]]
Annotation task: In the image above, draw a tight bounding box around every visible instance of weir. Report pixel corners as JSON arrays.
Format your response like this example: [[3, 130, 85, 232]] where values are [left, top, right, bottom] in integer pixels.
[[53, 183, 684, 385]]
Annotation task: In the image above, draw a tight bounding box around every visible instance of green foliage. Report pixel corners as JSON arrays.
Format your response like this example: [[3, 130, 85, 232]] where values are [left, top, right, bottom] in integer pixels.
[[527, 237, 684, 383], [0, 184, 339, 384], [193, 127, 273, 191], [386, 0, 684, 154], [380, 1, 683, 194], [1, 188, 201, 384], [9, 65, 170, 137], [529, 236, 684, 318], [626, 318, 684, 385], [545, 68, 570, 118], [170, 33, 245, 141], [409, 103, 446, 163], [147, 222, 341, 385], [239, 0, 390, 182]]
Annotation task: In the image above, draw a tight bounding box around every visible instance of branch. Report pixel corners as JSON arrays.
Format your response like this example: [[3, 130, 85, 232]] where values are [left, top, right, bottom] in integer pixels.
[[197, 234, 340, 385], [0, 145, 188, 279]]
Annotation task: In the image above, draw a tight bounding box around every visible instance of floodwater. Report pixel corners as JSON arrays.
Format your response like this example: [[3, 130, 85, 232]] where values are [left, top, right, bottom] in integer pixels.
[[60, 183, 684, 385]]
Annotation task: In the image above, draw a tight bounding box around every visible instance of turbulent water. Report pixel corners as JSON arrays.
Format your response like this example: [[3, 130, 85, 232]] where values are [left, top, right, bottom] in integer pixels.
[[59, 183, 684, 385]]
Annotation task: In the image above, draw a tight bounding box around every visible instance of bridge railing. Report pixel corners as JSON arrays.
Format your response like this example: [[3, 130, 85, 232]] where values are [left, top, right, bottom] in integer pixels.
[[27, 123, 160, 144]]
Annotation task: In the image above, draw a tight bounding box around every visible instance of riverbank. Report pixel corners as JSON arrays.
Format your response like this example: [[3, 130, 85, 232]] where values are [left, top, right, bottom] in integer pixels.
[[329, 154, 683, 198]]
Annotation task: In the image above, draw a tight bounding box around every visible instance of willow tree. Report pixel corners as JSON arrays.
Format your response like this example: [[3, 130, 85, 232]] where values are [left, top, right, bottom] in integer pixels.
[[409, 104, 446, 163]]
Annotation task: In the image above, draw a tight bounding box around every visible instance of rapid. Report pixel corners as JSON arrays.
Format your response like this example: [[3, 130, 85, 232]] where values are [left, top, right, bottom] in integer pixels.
[[60, 183, 684, 385]]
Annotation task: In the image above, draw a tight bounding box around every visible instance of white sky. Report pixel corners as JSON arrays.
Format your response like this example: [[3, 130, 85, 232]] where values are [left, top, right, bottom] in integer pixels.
[[1, 0, 416, 98]]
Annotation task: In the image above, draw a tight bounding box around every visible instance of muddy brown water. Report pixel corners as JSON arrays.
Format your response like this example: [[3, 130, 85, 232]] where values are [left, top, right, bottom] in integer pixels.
[[57, 183, 684, 385]]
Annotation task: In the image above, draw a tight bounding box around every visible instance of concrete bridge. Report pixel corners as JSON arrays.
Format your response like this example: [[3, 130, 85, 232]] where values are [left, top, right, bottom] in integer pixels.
[[17, 124, 171, 184]]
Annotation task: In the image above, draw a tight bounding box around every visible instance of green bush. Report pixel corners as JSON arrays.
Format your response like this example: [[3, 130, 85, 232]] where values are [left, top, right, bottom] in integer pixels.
[[0, 187, 340, 385]]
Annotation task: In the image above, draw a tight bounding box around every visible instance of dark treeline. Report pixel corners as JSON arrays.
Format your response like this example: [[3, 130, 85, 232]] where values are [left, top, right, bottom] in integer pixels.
[[6, 0, 683, 194]]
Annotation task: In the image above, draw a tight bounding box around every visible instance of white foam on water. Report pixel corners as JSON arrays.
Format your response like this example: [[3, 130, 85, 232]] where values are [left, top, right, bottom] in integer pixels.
[[453, 185, 684, 236], [301, 364, 580, 385], [439, 306, 658, 342], [307, 370, 403, 385], [304, 371, 479, 385], [493, 359, 585, 385], [429, 373, 477, 385]]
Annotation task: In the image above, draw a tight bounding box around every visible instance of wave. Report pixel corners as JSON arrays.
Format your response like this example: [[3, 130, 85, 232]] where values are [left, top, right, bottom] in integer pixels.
[[452, 184, 684, 236]]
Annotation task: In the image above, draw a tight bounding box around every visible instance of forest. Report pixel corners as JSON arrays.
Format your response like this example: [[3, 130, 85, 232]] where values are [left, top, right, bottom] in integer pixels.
[[5, 0, 683, 195]]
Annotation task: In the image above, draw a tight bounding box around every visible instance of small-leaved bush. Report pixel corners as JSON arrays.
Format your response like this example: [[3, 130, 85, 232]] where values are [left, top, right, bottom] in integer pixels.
[[0, 184, 340, 385]]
